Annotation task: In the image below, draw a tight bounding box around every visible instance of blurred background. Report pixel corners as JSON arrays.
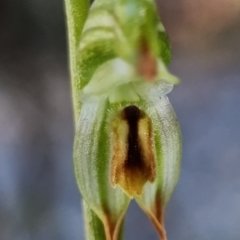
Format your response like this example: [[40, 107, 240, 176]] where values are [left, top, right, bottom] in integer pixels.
[[0, 0, 240, 239]]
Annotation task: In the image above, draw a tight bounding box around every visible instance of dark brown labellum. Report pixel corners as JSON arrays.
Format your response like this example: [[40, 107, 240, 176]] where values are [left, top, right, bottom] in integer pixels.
[[110, 105, 156, 197]]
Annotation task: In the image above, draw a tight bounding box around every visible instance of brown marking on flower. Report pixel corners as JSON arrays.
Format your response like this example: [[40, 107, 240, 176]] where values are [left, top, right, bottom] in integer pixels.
[[137, 41, 157, 81], [152, 192, 167, 240], [141, 192, 167, 240], [102, 206, 126, 240], [110, 105, 156, 198]]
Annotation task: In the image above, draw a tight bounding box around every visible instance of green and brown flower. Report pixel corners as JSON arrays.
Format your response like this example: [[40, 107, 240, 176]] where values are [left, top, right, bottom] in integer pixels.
[[73, 0, 182, 240]]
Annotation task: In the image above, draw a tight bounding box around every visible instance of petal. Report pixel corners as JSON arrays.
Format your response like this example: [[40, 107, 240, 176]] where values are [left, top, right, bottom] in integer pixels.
[[136, 94, 182, 240], [157, 59, 180, 84], [80, 58, 136, 102], [74, 100, 130, 240]]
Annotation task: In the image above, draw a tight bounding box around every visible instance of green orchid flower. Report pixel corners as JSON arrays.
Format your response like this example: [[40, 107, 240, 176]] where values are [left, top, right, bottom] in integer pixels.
[[70, 0, 182, 239]]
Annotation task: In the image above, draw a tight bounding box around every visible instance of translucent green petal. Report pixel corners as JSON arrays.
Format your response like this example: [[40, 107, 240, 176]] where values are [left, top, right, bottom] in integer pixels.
[[74, 100, 130, 240], [136, 94, 182, 240]]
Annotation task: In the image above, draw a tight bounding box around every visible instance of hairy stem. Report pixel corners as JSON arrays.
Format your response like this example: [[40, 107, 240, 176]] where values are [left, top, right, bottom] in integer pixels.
[[65, 0, 89, 122]]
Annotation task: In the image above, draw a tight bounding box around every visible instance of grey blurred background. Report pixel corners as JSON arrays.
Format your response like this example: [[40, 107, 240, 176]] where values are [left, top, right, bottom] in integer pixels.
[[0, 0, 240, 239]]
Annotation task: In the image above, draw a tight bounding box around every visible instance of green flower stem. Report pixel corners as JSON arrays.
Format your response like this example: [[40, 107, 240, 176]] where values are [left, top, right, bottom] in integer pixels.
[[65, 0, 89, 122], [64, 0, 118, 240]]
